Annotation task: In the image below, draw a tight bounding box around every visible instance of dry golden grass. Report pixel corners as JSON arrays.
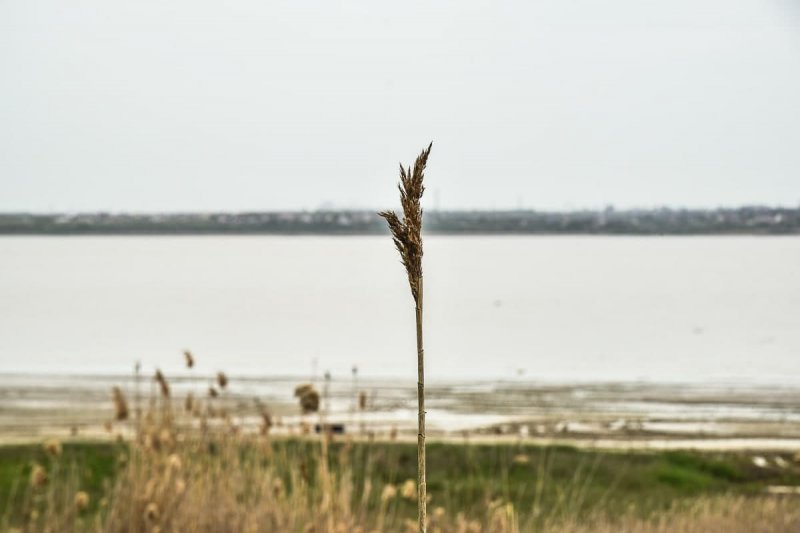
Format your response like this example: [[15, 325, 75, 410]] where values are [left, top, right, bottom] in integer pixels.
[[552, 496, 800, 533], [9, 369, 800, 532]]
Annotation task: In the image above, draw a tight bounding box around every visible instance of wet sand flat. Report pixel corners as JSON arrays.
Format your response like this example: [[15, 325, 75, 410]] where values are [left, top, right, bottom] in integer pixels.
[[2, 373, 800, 450]]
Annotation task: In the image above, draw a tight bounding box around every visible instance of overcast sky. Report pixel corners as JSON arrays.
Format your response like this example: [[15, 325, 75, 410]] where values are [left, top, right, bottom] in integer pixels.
[[1, 0, 799, 212]]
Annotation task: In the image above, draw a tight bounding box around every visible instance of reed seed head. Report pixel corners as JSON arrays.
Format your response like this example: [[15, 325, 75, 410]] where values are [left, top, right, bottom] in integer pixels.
[[183, 350, 194, 368], [378, 142, 432, 304], [112, 386, 129, 421], [167, 453, 182, 472], [381, 484, 398, 502], [217, 371, 228, 389], [30, 464, 47, 488], [144, 502, 160, 523], [401, 479, 416, 500], [74, 491, 90, 512], [154, 370, 170, 398], [294, 384, 320, 414], [358, 391, 367, 411], [43, 438, 62, 457], [208, 386, 218, 398], [294, 384, 313, 397]]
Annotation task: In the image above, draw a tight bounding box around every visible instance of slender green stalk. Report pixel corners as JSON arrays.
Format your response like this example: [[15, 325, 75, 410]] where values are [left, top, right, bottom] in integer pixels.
[[379, 142, 432, 532]]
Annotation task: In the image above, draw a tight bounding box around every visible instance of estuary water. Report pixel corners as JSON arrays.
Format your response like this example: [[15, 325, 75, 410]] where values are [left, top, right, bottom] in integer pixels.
[[0, 235, 798, 384]]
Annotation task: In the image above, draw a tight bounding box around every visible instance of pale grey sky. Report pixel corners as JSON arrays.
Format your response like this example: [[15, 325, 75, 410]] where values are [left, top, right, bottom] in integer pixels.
[[1, 0, 799, 212]]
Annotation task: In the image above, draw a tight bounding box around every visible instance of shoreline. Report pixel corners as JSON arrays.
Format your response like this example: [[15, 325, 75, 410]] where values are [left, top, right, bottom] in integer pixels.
[[3, 373, 799, 450], [4, 431, 800, 453]]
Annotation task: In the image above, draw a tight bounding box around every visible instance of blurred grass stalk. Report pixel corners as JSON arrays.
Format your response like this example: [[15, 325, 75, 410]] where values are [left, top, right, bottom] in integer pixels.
[[379, 141, 433, 533]]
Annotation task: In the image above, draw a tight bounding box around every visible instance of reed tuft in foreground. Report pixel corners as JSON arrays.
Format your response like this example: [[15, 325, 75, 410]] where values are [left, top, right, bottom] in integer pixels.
[[5, 357, 800, 532]]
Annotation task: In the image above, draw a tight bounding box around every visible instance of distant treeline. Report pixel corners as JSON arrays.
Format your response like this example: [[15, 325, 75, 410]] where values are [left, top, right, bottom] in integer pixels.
[[1, 207, 799, 235]]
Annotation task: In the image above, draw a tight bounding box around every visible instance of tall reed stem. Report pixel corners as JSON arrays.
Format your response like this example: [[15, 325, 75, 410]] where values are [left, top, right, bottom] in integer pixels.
[[379, 141, 432, 532], [416, 277, 426, 532]]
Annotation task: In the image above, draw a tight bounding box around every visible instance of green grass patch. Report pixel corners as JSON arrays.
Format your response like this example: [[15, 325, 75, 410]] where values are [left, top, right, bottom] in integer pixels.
[[0, 442, 120, 522], [2, 440, 799, 526]]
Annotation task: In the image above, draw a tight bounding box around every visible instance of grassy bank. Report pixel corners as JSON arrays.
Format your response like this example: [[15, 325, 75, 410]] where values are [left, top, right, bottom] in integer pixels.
[[2, 439, 800, 531]]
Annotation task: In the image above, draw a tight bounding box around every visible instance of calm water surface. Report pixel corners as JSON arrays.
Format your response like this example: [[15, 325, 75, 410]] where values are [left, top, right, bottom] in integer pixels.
[[1, 236, 798, 383]]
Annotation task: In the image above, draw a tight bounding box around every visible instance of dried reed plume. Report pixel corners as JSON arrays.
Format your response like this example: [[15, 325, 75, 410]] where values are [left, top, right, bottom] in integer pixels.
[[401, 479, 416, 500], [30, 464, 47, 488], [378, 142, 431, 306], [144, 502, 160, 523], [183, 350, 194, 369], [43, 438, 62, 457], [74, 491, 90, 512], [167, 453, 182, 472], [381, 483, 398, 502], [378, 141, 432, 532], [216, 371, 228, 389], [294, 383, 320, 414], [112, 386, 129, 421], [154, 370, 170, 398], [358, 391, 367, 411]]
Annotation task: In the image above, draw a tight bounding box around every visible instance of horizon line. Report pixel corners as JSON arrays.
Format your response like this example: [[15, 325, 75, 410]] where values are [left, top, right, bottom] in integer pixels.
[[2, 204, 800, 217]]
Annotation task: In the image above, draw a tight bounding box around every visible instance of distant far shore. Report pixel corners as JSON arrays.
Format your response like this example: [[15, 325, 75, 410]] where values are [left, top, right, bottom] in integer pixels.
[[1, 206, 799, 235]]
